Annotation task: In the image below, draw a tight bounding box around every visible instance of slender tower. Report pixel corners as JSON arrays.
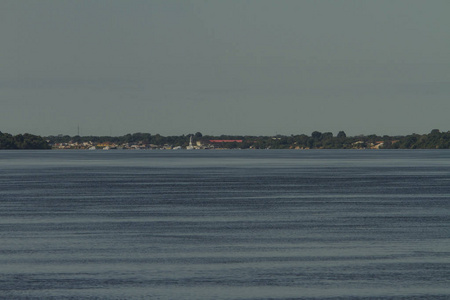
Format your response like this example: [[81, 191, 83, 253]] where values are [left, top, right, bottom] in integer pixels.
[[186, 135, 194, 150]]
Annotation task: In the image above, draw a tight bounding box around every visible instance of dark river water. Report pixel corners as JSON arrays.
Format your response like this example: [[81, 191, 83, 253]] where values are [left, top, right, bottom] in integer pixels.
[[0, 150, 449, 299]]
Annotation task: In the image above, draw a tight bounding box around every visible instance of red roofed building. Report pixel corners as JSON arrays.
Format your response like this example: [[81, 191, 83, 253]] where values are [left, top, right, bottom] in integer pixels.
[[209, 140, 243, 143]]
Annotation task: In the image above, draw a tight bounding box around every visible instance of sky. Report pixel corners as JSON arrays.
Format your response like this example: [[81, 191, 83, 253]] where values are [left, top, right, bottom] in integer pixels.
[[1, 0, 450, 137]]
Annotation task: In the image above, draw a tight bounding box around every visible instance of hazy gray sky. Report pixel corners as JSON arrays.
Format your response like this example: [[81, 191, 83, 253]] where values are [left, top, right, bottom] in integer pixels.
[[1, 0, 449, 136]]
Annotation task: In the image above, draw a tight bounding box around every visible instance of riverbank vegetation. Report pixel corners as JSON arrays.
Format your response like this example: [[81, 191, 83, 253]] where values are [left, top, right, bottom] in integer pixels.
[[44, 129, 450, 150], [0, 132, 51, 149], [2, 129, 450, 150]]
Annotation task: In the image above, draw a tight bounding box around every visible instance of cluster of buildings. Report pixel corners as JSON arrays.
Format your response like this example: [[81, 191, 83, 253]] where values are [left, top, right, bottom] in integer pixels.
[[50, 138, 392, 150], [52, 141, 183, 150], [353, 141, 385, 149], [51, 139, 245, 150]]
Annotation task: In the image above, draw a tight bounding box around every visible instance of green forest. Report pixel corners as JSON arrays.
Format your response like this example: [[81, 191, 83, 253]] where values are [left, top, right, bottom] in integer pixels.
[[45, 129, 450, 150], [3, 129, 450, 150], [0, 132, 50, 149]]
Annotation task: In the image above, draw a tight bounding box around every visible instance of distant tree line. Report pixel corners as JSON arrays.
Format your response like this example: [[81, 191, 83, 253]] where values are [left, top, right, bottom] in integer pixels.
[[46, 132, 204, 148], [0, 132, 50, 149], [43, 129, 450, 150], [3, 129, 450, 150], [385, 129, 450, 149]]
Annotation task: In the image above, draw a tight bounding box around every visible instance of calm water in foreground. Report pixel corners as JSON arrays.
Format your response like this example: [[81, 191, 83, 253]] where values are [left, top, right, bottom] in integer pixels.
[[0, 150, 449, 299]]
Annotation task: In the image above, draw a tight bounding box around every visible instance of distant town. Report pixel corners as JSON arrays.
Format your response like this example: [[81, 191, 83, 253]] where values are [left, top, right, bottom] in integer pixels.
[[51, 138, 246, 150], [2, 129, 450, 150]]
